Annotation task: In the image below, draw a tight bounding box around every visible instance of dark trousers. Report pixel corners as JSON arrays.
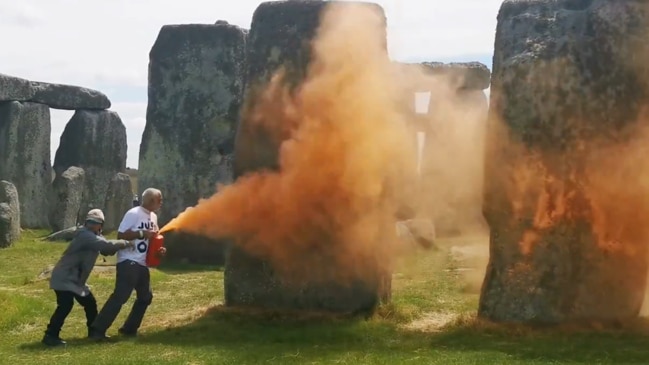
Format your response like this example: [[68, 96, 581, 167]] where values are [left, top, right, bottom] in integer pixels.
[[91, 260, 152, 334], [45, 290, 98, 337]]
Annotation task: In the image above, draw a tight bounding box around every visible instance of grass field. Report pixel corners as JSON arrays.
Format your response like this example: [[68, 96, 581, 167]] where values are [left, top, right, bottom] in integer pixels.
[[1, 230, 649, 364]]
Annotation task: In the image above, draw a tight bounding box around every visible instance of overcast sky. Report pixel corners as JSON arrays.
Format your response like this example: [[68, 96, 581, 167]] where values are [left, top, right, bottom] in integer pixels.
[[0, 0, 502, 168]]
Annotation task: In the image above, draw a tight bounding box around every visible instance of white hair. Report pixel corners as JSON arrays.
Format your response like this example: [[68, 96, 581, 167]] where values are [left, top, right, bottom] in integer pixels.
[[141, 188, 162, 206]]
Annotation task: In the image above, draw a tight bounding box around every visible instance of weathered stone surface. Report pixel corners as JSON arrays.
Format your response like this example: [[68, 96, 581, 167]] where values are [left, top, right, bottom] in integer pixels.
[[53, 110, 127, 223], [163, 230, 229, 266], [0, 180, 20, 248], [234, 0, 327, 176], [0, 101, 52, 228], [227, 0, 390, 314], [480, 0, 649, 324], [225, 245, 387, 314], [0, 73, 110, 109], [49, 166, 85, 232], [139, 23, 246, 230], [30, 82, 111, 110], [139, 22, 246, 267], [421, 62, 491, 90], [103, 173, 133, 233], [162, 155, 234, 265], [0, 73, 34, 101]]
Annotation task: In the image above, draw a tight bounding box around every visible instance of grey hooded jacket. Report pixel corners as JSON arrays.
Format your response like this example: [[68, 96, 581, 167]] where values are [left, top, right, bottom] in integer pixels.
[[49, 227, 127, 296]]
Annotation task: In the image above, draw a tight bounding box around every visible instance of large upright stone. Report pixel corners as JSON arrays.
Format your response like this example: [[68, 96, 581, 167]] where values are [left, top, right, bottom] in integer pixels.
[[480, 0, 649, 324], [139, 22, 246, 263], [49, 166, 86, 232], [227, 0, 390, 314], [0, 101, 52, 228], [139, 22, 246, 226], [233, 0, 328, 176], [103, 173, 133, 233], [53, 110, 127, 223], [0, 180, 20, 248]]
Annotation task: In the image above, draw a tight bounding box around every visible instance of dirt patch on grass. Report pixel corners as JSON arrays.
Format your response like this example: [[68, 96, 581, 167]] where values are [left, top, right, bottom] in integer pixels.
[[401, 312, 460, 332], [144, 304, 217, 330]]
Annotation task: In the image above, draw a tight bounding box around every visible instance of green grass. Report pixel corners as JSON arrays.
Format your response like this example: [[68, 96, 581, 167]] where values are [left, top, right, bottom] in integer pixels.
[[1, 230, 648, 364]]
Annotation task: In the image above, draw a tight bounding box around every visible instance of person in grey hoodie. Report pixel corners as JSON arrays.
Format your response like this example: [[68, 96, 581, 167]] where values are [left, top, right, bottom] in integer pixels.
[[42, 209, 134, 347]]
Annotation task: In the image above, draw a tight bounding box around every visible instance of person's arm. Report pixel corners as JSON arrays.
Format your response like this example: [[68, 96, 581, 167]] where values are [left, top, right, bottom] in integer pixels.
[[84, 232, 133, 256], [116, 211, 157, 240], [153, 213, 166, 256], [117, 229, 145, 240]]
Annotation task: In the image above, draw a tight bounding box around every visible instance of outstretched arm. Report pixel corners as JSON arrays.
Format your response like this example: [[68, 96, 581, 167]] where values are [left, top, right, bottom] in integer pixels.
[[85, 234, 133, 256], [117, 229, 155, 240]]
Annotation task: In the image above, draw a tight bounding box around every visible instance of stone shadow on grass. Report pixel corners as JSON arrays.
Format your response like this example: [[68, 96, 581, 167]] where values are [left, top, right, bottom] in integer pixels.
[[155, 262, 223, 275], [136, 305, 411, 355], [138, 306, 649, 364], [423, 316, 649, 364]]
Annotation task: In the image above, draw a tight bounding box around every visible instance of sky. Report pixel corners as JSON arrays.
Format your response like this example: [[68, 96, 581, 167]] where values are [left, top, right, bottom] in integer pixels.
[[0, 0, 502, 169]]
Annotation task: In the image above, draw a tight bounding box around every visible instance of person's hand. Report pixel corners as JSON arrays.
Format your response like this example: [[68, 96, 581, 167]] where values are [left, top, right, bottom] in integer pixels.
[[142, 230, 158, 239], [158, 246, 167, 256], [121, 240, 135, 250]]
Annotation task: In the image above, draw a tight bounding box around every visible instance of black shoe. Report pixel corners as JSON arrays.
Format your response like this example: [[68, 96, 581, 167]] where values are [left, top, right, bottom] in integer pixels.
[[88, 329, 111, 341], [118, 328, 137, 337], [42, 334, 66, 347]]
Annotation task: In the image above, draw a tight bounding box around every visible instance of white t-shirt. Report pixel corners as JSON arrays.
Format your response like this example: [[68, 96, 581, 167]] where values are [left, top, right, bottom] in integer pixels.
[[116, 206, 159, 266]]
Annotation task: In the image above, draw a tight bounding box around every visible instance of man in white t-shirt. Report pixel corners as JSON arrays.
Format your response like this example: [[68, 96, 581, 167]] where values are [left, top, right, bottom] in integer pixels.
[[89, 187, 166, 340]]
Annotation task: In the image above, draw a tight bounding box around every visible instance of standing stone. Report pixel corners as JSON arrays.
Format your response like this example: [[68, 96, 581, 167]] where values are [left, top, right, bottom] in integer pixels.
[[480, 0, 649, 324], [0, 180, 20, 248], [0, 101, 52, 228], [103, 173, 133, 233], [53, 110, 127, 224], [227, 0, 390, 314], [162, 230, 229, 265], [49, 166, 86, 232], [138, 22, 247, 263], [233, 0, 328, 176]]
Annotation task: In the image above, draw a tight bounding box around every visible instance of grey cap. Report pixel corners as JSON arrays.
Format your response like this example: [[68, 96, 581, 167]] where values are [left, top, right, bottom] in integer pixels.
[[86, 209, 105, 224]]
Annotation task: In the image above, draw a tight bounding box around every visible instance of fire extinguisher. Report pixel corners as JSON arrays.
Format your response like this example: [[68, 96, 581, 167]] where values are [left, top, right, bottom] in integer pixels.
[[146, 234, 165, 267]]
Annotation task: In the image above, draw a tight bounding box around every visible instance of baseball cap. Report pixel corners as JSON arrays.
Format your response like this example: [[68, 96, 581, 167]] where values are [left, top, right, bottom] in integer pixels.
[[86, 209, 105, 224]]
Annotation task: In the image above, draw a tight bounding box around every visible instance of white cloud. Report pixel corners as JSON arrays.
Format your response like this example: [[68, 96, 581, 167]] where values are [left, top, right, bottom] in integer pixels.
[[0, 2, 46, 27], [3, 0, 501, 168], [0, 0, 500, 85]]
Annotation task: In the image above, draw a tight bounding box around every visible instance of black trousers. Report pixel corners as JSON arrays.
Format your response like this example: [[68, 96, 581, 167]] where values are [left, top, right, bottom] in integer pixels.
[[91, 260, 153, 334], [45, 290, 98, 337]]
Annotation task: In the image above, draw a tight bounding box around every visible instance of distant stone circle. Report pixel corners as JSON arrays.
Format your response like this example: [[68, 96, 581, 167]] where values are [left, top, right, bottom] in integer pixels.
[[0, 73, 133, 245]]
